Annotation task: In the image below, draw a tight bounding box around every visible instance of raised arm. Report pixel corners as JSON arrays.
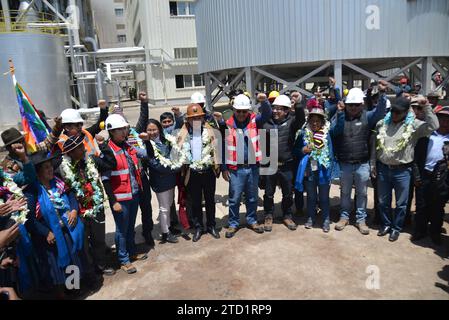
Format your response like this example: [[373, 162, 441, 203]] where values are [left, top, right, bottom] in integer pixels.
[[255, 93, 273, 127], [135, 93, 149, 133], [415, 99, 440, 139], [86, 100, 109, 137], [36, 116, 64, 152]]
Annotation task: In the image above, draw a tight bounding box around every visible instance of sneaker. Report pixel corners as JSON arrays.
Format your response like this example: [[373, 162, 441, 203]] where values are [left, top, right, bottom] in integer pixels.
[[283, 218, 297, 231], [304, 218, 313, 229], [130, 253, 148, 262], [323, 220, 330, 233], [335, 219, 349, 231], [356, 222, 370, 235], [248, 223, 264, 234], [120, 263, 137, 274], [264, 216, 273, 232], [225, 227, 238, 238]]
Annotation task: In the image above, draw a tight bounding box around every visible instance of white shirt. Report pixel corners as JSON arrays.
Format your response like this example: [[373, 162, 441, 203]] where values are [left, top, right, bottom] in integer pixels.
[[425, 131, 449, 172]]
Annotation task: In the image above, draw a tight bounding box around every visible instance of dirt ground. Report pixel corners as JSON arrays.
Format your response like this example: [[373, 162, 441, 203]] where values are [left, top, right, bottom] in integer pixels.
[[86, 105, 449, 300]]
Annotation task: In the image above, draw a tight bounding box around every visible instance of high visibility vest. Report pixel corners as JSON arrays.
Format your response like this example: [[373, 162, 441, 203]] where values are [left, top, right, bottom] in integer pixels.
[[58, 129, 99, 156], [108, 139, 142, 202], [225, 113, 262, 170]]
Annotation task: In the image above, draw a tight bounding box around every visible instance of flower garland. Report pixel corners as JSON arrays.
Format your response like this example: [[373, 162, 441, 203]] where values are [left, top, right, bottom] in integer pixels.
[[60, 156, 104, 219], [181, 129, 215, 171], [303, 121, 331, 169], [150, 134, 188, 170], [376, 111, 416, 156], [0, 170, 28, 224]]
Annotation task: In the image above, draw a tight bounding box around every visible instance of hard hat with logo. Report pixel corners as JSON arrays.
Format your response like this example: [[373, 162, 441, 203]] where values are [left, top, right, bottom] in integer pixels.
[[61, 108, 84, 124], [345, 88, 365, 104], [268, 91, 280, 101], [186, 103, 206, 118], [105, 114, 129, 131], [233, 94, 252, 110], [272, 95, 291, 108], [191, 92, 206, 104]]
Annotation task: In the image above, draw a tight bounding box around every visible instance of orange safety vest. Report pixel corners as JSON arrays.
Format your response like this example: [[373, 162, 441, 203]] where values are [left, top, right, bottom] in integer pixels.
[[58, 129, 99, 156], [225, 113, 262, 170], [108, 139, 142, 202]]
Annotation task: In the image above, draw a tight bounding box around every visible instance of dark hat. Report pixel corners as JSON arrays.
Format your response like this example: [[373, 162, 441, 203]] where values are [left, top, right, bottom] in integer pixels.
[[62, 134, 85, 154], [435, 105, 449, 116], [29, 151, 61, 168], [427, 91, 440, 98], [391, 97, 411, 113], [1, 128, 24, 147]]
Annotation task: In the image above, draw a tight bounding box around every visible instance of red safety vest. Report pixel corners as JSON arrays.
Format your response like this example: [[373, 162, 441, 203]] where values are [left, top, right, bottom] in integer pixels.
[[108, 139, 142, 202], [225, 113, 262, 170]]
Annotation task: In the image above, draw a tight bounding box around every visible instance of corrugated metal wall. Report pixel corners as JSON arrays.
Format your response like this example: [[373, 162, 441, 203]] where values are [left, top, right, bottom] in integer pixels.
[[196, 0, 449, 73]]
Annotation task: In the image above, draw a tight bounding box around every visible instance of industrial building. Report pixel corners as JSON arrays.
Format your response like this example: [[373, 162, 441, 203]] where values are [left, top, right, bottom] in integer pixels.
[[195, 0, 449, 107], [125, 0, 205, 106]]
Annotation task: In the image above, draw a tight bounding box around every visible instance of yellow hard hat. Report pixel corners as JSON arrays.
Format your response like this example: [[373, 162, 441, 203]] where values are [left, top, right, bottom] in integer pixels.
[[268, 91, 280, 100], [343, 89, 349, 97], [99, 121, 105, 130]]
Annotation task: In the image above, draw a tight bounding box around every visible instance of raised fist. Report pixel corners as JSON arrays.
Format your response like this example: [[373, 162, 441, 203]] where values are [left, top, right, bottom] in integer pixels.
[[257, 93, 267, 102], [98, 100, 107, 110], [139, 92, 148, 103]]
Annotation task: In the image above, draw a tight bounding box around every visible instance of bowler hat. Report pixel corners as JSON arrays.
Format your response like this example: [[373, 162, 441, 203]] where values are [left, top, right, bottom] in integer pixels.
[[62, 134, 85, 154], [1, 128, 24, 147]]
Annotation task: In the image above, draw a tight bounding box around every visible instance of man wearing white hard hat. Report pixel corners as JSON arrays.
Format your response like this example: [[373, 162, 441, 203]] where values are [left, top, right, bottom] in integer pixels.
[[261, 95, 306, 232], [101, 114, 149, 274], [222, 93, 272, 238], [331, 81, 388, 235], [190, 92, 225, 130], [57, 99, 109, 156]]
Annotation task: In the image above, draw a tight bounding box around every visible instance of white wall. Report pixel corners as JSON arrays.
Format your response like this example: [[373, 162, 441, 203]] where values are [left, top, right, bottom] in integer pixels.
[[126, 0, 205, 105], [91, 0, 128, 49]]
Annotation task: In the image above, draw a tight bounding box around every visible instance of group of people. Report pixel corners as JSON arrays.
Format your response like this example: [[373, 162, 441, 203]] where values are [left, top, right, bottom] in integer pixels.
[[0, 78, 448, 299]]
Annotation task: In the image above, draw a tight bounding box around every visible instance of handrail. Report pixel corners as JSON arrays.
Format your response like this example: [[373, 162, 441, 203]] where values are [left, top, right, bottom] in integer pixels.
[[0, 10, 63, 35]]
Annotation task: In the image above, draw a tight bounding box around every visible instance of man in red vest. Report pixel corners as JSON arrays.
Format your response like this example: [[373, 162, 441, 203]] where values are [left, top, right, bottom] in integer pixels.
[[222, 93, 272, 238]]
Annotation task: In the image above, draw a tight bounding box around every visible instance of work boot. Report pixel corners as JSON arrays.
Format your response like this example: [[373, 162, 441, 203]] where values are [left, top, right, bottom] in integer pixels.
[[130, 253, 148, 262], [207, 227, 220, 239], [143, 233, 155, 247], [304, 218, 314, 229], [357, 222, 370, 235], [335, 219, 349, 231], [264, 216, 273, 232], [193, 229, 202, 242], [162, 232, 179, 244], [248, 223, 264, 234], [283, 218, 297, 231], [225, 227, 238, 239], [120, 263, 137, 274], [322, 220, 330, 233]]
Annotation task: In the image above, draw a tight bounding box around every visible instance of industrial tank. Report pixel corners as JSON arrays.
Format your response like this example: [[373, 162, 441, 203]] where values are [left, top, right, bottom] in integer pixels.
[[0, 20, 71, 131]]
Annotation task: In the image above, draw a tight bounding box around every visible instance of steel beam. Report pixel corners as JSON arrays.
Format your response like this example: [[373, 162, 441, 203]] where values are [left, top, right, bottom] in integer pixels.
[[384, 58, 423, 81]]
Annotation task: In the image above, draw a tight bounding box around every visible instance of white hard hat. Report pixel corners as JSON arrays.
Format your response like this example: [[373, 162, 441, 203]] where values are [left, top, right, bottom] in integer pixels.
[[61, 108, 84, 124], [233, 94, 251, 110], [105, 114, 129, 131], [273, 95, 291, 108], [345, 88, 365, 104], [191, 92, 206, 104]]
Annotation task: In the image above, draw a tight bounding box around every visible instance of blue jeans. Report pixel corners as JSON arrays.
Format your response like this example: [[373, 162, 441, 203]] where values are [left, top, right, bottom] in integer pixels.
[[377, 162, 412, 232], [228, 166, 259, 228], [339, 162, 370, 223], [304, 171, 330, 223], [112, 195, 139, 265]]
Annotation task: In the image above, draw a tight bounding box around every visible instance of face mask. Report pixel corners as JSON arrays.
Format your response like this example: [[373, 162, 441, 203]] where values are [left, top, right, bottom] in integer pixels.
[[163, 124, 175, 135]]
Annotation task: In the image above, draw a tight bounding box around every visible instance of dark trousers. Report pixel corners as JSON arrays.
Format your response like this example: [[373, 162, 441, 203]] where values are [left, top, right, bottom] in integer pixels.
[[414, 171, 447, 236], [139, 172, 154, 239], [81, 210, 108, 272], [187, 169, 217, 230], [263, 162, 294, 218]]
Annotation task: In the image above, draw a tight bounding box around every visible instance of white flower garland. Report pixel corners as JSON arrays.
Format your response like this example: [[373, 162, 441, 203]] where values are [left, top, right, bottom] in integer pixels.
[[0, 173, 28, 224], [181, 129, 215, 171], [150, 134, 188, 170], [303, 121, 331, 168], [377, 112, 416, 156], [60, 156, 104, 219]]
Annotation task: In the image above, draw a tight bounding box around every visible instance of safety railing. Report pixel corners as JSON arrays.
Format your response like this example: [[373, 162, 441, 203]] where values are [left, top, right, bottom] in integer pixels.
[[0, 10, 63, 35]]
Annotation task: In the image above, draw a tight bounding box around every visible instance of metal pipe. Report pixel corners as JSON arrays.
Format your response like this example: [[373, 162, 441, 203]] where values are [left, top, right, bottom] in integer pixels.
[[1, 0, 11, 31]]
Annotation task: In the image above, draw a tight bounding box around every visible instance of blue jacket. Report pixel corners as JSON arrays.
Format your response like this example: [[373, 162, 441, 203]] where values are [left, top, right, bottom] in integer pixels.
[[145, 140, 179, 193], [293, 126, 340, 192]]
